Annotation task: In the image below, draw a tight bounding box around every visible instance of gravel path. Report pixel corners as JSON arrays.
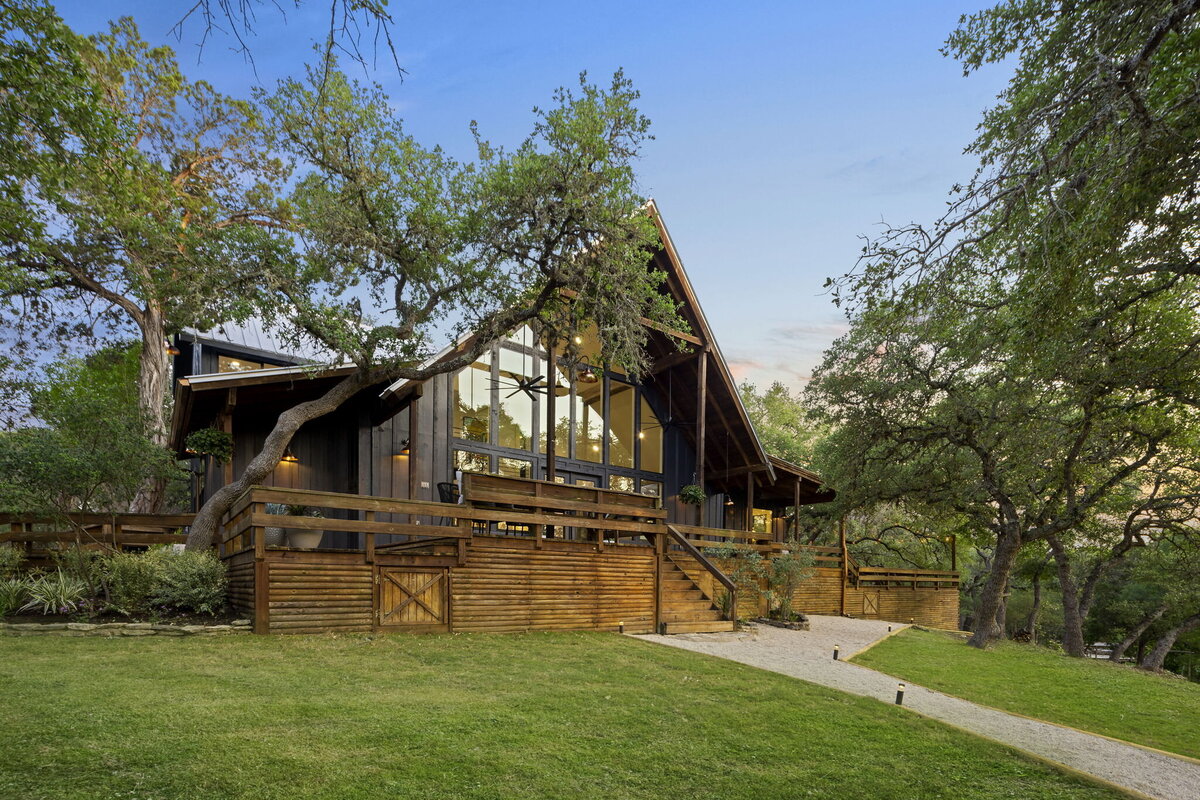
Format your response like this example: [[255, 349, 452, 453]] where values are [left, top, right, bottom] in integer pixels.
[[636, 615, 1200, 800]]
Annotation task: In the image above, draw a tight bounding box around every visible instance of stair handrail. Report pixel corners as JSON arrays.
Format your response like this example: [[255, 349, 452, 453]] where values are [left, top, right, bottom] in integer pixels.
[[665, 524, 738, 621]]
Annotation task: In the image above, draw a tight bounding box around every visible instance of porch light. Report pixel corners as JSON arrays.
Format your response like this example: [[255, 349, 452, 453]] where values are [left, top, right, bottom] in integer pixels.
[[578, 366, 598, 384], [165, 340, 181, 356], [724, 494, 735, 506], [396, 438, 410, 456], [280, 447, 299, 463], [573, 335, 583, 345]]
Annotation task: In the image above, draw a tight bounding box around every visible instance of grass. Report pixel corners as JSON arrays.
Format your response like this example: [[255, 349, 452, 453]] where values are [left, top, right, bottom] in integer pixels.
[[0, 632, 1125, 800], [852, 627, 1200, 761]]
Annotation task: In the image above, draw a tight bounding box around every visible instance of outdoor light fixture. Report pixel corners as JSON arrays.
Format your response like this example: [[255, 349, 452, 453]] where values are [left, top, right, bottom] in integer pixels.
[[578, 365, 599, 384], [573, 335, 583, 345], [396, 438, 410, 456], [165, 340, 181, 356], [280, 447, 299, 464], [724, 494, 735, 507]]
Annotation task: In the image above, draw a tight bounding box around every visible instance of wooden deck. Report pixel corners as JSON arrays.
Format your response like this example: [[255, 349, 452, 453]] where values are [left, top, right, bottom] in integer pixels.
[[212, 474, 958, 635]]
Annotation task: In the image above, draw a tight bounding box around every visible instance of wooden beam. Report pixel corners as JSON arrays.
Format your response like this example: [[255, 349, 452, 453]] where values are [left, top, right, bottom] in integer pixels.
[[745, 472, 755, 532], [695, 348, 707, 527], [649, 349, 696, 375], [546, 345, 557, 482], [839, 517, 848, 616]]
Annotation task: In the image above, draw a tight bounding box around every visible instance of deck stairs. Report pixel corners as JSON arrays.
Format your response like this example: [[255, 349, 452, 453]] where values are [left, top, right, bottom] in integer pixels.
[[659, 554, 735, 634]]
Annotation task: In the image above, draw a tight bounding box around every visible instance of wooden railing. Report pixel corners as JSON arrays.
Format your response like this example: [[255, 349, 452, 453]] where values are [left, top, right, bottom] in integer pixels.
[[219, 478, 669, 559], [856, 566, 960, 589], [0, 513, 192, 550], [665, 524, 738, 622]]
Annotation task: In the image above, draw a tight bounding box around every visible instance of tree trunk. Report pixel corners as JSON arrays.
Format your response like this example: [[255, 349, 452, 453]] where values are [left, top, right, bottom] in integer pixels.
[[1109, 603, 1168, 662], [129, 305, 169, 513], [1023, 569, 1042, 645], [969, 529, 1022, 648], [1139, 611, 1200, 672], [185, 371, 371, 550], [1047, 535, 1086, 657]]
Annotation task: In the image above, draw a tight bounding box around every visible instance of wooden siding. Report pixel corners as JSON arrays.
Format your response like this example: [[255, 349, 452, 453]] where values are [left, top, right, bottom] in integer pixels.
[[225, 550, 256, 616], [264, 550, 373, 634], [452, 537, 656, 634]]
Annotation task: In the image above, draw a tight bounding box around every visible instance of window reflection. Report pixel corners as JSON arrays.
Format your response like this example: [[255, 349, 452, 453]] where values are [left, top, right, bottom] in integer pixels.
[[575, 377, 604, 463], [497, 347, 535, 450], [639, 396, 663, 473], [453, 351, 492, 443], [608, 382, 635, 468]]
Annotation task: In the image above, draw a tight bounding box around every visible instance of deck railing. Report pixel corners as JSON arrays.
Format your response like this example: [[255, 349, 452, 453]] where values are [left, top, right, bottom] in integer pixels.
[[0, 513, 192, 551], [664, 524, 738, 623]]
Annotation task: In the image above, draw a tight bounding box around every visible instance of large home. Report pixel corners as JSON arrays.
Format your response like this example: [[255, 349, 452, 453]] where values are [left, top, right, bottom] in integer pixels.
[[169, 203, 959, 635]]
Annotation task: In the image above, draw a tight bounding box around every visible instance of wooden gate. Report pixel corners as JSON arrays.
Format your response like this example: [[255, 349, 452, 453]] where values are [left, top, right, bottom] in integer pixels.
[[863, 591, 880, 617], [376, 567, 450, 632]]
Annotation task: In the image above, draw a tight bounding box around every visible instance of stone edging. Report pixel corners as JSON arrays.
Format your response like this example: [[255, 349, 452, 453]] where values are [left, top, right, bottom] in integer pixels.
[[0, 620, 252, 637]]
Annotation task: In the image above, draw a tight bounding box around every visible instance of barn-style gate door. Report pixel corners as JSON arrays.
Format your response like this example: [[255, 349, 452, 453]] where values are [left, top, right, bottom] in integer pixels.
[[863, 592, 880, 617], [375, 567, 450, 632]]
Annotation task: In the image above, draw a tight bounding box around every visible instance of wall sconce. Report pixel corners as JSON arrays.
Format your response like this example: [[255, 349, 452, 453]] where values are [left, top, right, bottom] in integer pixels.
[[280, 447, 299, 463], [396, 438, 410, 456], [165, 340, 181, 356], [578, 365, 599, 384], [724, 494, 735, 507]]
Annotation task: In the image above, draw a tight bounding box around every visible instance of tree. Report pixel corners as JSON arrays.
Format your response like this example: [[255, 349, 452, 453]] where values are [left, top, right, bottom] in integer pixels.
[[812, 0, 1200, 651], [0, 346, 183, 522], [0, 5, 289, 509], [739, 381, 826, 467], [182, 67, 681, 549]]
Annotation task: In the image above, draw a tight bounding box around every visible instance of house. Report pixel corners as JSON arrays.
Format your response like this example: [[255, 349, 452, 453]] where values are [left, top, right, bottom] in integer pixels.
[[168, 203, 959, 634]]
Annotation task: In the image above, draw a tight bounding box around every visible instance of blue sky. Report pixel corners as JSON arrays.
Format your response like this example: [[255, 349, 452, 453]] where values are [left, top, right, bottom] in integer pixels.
[[58, 1, 1011, 392]]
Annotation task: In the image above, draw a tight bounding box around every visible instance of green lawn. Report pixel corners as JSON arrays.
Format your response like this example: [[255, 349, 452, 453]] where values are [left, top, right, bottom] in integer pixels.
[[853, 627, 1200, 761], [0, 632, 1122, 800]]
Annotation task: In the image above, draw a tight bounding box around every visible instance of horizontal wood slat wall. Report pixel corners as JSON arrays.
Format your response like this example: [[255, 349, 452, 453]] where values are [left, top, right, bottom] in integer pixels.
[[265, 550, 373, 634], [225, 551, 256, 616], [452, 537, 656, 634]]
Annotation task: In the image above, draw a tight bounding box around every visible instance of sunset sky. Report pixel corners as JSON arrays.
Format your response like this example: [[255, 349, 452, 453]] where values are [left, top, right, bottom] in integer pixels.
[[58, 1, 1012, 392]]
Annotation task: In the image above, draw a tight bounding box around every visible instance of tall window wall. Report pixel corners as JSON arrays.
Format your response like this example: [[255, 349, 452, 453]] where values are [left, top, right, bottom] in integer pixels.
[[450, 325, 665, 495]]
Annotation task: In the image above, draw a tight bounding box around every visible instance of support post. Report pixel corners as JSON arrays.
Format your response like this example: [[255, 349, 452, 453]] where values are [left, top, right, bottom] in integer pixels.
[[695, 348, 707, 527], [745, 471, 754, 532], [546, 345, 557, 482], [365, 511, 376, 564], [792, 479, 801, 543], [653, 532, 663, 633], [839, 516, 848, 616], [253, 516, 269, 635]]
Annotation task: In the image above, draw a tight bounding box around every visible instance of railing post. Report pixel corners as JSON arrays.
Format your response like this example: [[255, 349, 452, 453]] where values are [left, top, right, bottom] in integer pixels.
[[252, 499, 269, 635]]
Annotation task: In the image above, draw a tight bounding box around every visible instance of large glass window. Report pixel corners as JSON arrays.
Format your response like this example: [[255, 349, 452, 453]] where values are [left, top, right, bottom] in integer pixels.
[[638, 396, 663, 473], [454, 450, 489, 474], [574, 377, 605, 463], [497, 456, 532, 479], [218, 355, 263, 373], [608, 382, 635, 468], [540, 358, 571, 458], [496, 347, 536, 450], [453, 351, 492, 443]]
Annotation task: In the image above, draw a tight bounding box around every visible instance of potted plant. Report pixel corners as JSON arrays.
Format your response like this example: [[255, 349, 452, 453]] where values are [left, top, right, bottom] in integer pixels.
[[263, 503, 288, 546], [679, 484, 706, 506], [284, 505, 326, 549]]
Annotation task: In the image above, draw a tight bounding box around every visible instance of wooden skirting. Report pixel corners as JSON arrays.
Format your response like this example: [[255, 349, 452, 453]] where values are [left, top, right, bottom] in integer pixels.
[[221, 538, 956, 635]]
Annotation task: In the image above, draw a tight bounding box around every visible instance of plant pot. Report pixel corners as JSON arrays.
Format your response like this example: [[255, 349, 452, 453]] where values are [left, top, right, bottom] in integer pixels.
[[263, 526, 287, 547], [286, 529, 324, 549]]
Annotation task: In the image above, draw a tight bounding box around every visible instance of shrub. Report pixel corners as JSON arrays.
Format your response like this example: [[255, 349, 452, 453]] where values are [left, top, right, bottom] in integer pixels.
[[0, 578, 27, 616], [21, 571, 89, 615], [104, 550, 163, 616], [52, 545, 104, 594], [153, 550, 227, 615], [0, 544, 22, 578], [767, 540, 815, 620]]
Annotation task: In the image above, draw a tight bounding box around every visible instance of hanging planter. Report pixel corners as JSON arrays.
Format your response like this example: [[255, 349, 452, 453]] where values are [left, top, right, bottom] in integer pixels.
[[679, 484, 706, 506]]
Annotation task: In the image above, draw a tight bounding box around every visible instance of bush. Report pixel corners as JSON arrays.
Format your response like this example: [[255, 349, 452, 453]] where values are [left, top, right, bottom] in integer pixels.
[[0, 544, 22, 578], [52, 545, 104, 594], [152, 550, 226, 615], [21, 571, 89, 615], [0, 578, 27, 616], [104, 550, 163, 616]]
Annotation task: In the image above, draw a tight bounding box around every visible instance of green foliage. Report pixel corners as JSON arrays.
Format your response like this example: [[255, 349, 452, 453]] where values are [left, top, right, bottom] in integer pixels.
[[679, 484, 706, 506], [50, 545, 103, 595], [0, 544, 22, 578], [854, 627, 1200, 759], [0, 346, 184, 515], [739, 381, 827, 468], [103, 550, 162, 617], [184, 428, 233, 464], [20, 571, 88, 615], [152, 550, 227, 615], [0, 633, 1125, 799], [0, 578, 27, 616], [766, 540, 815, 619]]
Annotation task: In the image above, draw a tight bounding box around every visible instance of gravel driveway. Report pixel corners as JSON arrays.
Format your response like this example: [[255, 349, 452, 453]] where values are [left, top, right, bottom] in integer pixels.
[[636, 615, 1200, 800]]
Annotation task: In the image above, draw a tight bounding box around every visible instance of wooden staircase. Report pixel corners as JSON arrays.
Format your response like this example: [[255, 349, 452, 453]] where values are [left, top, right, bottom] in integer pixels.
[[658, 554, 735, 634]]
